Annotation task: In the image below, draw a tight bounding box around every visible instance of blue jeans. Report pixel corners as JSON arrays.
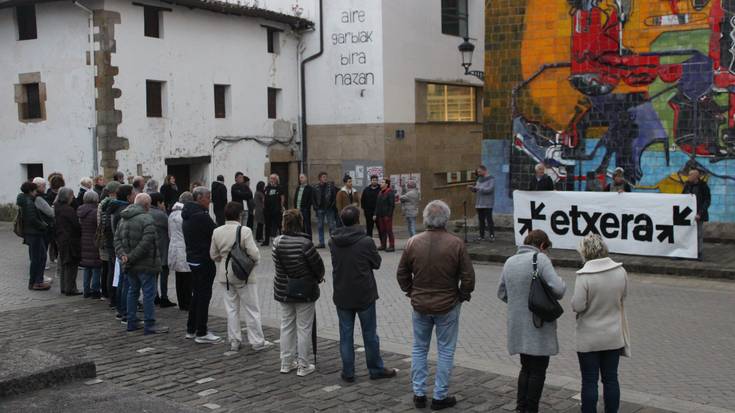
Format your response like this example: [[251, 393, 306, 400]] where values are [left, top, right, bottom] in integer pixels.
[[300, 208, 312, 240], [116, 272, 128, 317], [411, 303, 461, 400], [127, 272, 157, 331], [336, 303, 385, 378], [316, 209, 336, 246], [83, 267, 101, 295], [26, 234, 47, 286], [578, 348, 622, 413], [406, 217, 417, 237]]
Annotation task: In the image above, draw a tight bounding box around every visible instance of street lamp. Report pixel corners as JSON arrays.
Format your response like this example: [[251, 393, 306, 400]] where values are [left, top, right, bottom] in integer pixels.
[[458, 37, 484, 81]]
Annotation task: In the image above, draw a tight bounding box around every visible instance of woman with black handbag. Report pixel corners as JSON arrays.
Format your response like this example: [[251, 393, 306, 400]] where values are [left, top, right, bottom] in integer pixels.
[[497, 230, 566, 413], [272, 209, 325, 377]]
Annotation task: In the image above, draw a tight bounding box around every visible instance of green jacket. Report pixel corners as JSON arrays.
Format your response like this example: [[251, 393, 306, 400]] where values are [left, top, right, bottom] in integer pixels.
[[16, 193, 47, 236], [114, 204, 161, 274]]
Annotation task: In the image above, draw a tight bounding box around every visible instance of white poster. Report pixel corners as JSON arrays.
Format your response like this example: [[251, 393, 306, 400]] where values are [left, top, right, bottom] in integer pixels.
[[512, 191, 698, 259]]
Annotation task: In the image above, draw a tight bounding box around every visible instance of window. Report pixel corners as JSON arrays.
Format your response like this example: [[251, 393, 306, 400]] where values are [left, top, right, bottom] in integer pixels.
[[267, 87, 279, 119], [16, 5, 37, 41], [441, 0, 468, 37], [426, 83, 476, 122], [146, 80, 164, 118], [144, 6, 161, 38], [434, 170, 476, 187], [266, 27, 280, 54], [24, 163, 44, 182], [21, 83, 42, 120], [214, 84, 229, 119]]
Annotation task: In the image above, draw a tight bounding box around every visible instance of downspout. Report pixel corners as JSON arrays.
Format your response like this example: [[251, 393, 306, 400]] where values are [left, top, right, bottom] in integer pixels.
[[299, 0, 323, 176], [73, 1, 98, 176]]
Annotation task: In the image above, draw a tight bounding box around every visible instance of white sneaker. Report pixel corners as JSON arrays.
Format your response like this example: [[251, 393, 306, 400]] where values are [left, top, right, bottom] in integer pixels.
[[297, 364, 316, 377], [194, 332, 222, 344], [280, 360, 298, 374], [253, 340, 274, 352], [230, 340, 241, 352], [185, 332, 196, 339]]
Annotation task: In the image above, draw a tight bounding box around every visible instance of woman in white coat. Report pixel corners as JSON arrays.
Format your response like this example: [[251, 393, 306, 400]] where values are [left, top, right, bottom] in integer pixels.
[[168, 192, 192, 311], [210, 201, 272, 352], [573, 234, 631, 413]]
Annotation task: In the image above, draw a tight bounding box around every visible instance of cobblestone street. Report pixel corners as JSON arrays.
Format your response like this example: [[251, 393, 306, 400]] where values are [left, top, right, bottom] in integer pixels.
[[1, 225, 733, 412]]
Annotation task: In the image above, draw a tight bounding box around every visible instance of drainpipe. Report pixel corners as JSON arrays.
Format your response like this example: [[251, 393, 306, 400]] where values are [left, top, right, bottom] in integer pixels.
[[299, 0, 323, 176], [74, 1, 98, 176]]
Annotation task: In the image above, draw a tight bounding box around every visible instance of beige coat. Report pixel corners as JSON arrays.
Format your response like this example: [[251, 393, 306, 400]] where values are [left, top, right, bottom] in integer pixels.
[[210, 221, 261, 286], [572, 257, 631, 356]]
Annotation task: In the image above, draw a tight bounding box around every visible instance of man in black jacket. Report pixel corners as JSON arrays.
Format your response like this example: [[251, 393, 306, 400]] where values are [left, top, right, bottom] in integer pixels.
[[17, 182, 51, 290], [293, 174, 315, 240], [329, 206, 396, 383], [313, 172, 337, 248], [182, 186, 221, 344], [682, 169, 711, 260], [529, 163, 555, 191], [231, 172, 254, 227], [361, 175, 381, 238], [211, 175, 228, 226]]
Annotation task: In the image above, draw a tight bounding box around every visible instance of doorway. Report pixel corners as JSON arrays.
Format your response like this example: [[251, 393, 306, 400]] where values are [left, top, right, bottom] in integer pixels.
[[165, 155, 211, 193], [167, 164, 190, 193]]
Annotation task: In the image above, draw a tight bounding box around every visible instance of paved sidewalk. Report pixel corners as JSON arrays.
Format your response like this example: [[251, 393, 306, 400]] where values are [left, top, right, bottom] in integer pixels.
[[0, 299, 671, 413]]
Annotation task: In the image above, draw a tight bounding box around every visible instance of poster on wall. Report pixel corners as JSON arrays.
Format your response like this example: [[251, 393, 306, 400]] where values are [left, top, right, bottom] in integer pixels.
[[513, 191, 698, 259], [342, 160, 384, 191], [389, 173, 421, 203]]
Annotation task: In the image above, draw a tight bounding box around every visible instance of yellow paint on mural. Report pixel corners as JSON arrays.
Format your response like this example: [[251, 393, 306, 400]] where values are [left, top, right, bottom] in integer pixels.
[[520, 0, 713, 131]]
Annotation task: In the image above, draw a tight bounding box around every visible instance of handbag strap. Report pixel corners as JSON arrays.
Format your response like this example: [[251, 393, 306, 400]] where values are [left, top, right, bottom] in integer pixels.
[[532, 252, 539, 279], [223, 225, 244, 291], [531, 252, 542, 328]]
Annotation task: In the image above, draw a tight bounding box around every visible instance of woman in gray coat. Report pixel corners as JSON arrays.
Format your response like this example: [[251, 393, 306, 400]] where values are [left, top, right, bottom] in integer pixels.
[[399, 180, 419, 237], [573, 234, 630, 413], [498, 230, 566, 413]]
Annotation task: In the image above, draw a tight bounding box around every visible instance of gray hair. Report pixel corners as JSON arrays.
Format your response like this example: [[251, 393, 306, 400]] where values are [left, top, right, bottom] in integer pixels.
[[269, 174, 280, 184], [32, 177, 47, 186], [192, 186, 210, 201], [55, 187, 74, 206], [577, 233, 609, 262], [80, 177, 93, 189], [134, 192, 151, 207], [535, 163, 546, 172], [178, 191, 194, 203], [83, 190, 99, 204], [423, 200, 450, 229], [145, 179, 159, 193]]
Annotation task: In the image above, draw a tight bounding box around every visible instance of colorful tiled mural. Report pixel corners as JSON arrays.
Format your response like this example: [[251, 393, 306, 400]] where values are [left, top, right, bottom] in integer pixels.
[[484, 0, 735, 222]]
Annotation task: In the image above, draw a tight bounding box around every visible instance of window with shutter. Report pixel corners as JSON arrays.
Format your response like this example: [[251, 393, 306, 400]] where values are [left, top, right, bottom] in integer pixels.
[[144, 6, 161, 38], [441, 0, 468, 37], [214, 85, 228, 118], [267, 88, 279, 119], [16, 5, 37, 41], [146, 81, 163, 118]]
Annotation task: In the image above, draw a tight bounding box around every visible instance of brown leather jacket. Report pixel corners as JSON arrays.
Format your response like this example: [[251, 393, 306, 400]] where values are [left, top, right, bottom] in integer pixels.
[[397, 228, 475, 314]]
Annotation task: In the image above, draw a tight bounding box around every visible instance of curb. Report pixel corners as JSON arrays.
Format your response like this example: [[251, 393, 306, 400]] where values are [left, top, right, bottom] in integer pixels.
[[0, 358, 96, 398], [468, 252, 735, 280]]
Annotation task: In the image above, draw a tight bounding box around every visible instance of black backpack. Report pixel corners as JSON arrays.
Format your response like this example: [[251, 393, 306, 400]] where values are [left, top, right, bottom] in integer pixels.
[[528, 253, 564, 328], [224, 226, 256, 289]]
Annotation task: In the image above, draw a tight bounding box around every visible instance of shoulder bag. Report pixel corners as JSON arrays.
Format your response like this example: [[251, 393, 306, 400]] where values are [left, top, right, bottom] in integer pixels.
[[528, 252, 564, 328], [224, 226, 256, 289]]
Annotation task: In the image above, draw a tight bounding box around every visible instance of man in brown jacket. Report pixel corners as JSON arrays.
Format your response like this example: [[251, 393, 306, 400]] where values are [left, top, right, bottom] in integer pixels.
[[397, 200, 475, 410]]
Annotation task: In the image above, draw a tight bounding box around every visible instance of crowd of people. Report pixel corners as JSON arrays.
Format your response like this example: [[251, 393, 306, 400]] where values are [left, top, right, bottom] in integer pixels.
[[14, 168, 634, 412]]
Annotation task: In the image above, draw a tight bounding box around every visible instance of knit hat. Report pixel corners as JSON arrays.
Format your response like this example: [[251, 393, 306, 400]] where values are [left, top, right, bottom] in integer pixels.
[[105, 181, 121, 193]]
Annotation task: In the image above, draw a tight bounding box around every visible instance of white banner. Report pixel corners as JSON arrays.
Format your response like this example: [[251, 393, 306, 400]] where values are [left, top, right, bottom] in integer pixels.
[[513, 191, 698, 258]]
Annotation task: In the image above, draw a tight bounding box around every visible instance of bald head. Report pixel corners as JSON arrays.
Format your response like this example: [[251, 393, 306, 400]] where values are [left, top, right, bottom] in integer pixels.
[[688, 169, 701, 184], [134, 193, 151, 211]]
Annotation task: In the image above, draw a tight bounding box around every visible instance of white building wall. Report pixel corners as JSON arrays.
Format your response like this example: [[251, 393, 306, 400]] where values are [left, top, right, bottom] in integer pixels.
[[381, 0, 485, 124], [110, 0, 301, 187], [303, 0, 384, 125], [0, 3, 95, 204]]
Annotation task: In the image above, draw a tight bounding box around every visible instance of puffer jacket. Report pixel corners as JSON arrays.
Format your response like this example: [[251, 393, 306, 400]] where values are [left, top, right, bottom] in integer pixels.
[[114, 204, 161, 274], [16, 193, 48, 237], [272, 232, 325, 303], [97, 197, 111, 261], [77, 203, 101, 268], [167, 202, 190, 273], [150, 207, 169, 266], [55, 203, 81, 265]]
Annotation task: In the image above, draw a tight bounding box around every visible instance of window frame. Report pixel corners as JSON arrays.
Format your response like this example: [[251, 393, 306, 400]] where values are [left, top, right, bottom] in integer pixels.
[[424, 82, 477, 123], [146, 80, 164, 118], [23, 83, 42, 120], [143, 6, 161, 38], [440, 0, 468, 38], [16, 5, 38, 41], [267, 87, 280, 119]]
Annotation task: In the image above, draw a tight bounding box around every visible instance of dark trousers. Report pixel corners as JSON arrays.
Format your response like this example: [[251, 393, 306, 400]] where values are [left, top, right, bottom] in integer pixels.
[[187, 261, 216, 336], [377, 216, 394, 249], [107, 257, 117, 307], [176, 271, 192, 311], [477, 208, 494, 238], [100, 259, 109, 298], [517, 354, 550, 413], [364, 212, 376, 238], [159, 265, 170, 300], [255, 223, 264, 241], [26, 234, 47, 286], [214, 207, 225, 226], [578, 349, 622, 413], [263, 213, 280, 245], [301, 208, 312, 240]]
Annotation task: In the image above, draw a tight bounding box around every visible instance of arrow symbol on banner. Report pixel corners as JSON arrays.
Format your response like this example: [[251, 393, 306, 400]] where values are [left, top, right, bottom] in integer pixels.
[[531, 201, 546, 220], [656, 225, 674, 244], [673, 206, 692, 226], [518, 218, 533, 236]]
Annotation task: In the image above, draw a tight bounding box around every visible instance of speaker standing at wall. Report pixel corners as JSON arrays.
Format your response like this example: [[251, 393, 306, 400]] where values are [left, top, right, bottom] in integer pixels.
[[468, 165, 496, 242]]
